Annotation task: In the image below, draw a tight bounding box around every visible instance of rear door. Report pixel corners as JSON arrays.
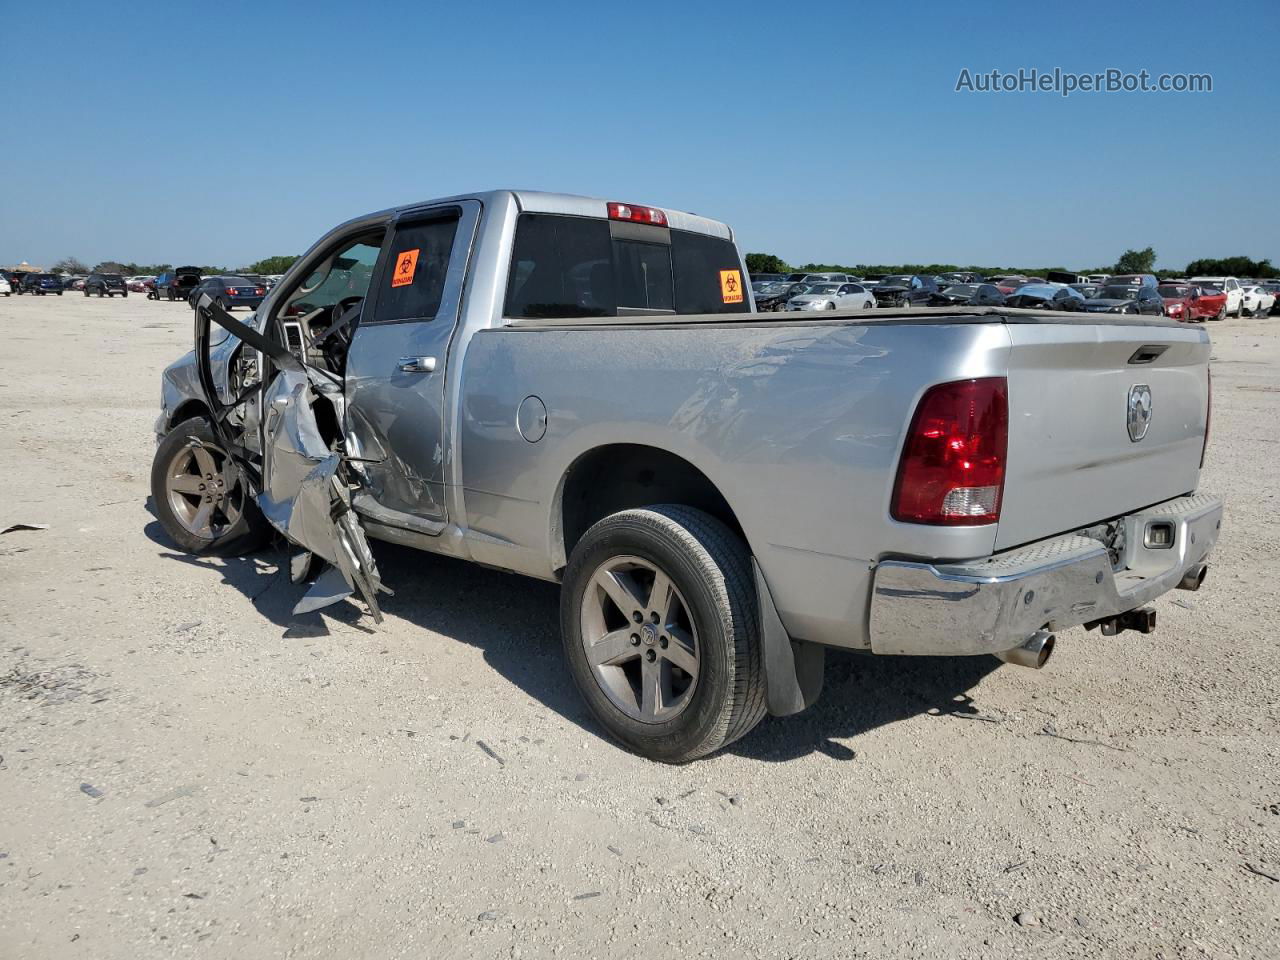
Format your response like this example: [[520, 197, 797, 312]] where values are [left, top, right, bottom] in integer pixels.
[[995, 320, 1210, 550], [343, 200, 480, 531]]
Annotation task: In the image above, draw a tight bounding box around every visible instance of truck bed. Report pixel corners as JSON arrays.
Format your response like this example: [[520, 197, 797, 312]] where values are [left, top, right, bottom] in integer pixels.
[[462, 309, 1210, 650], [501, 305, 1191, 330]]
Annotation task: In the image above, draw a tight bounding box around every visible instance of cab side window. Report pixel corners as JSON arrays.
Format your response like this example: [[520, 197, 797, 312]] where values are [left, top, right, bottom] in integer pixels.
[[368, 215, 461, 324]]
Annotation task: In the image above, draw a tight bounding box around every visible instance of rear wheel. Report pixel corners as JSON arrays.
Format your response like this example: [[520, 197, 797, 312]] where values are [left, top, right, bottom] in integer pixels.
[[561, 506, 767, 763], [150, 417, 270, 555]]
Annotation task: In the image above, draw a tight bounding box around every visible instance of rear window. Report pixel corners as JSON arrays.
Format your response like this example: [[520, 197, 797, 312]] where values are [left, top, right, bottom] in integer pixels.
[[503, 213, 748, 319]]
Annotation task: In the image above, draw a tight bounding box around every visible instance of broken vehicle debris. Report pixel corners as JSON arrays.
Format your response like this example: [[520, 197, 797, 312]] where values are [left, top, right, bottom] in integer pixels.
[[151, 190, 1221, 763]]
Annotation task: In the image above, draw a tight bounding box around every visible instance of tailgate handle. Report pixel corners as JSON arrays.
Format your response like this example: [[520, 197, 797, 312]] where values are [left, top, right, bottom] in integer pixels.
[[1129, 344, 1167, 365]]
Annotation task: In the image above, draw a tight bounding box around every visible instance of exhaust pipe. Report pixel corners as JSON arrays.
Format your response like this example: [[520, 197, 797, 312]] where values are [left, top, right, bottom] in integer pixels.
[[995, 630, 1056, 669], [1178, 563, 1208, 592]]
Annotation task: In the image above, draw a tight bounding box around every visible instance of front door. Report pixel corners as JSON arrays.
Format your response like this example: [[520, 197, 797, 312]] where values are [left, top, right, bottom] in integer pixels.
[[343, 199, 480, 532]]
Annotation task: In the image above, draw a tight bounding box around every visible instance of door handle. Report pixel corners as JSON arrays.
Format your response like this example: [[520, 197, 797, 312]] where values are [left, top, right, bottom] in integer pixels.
[[397, 356, 437, 374]]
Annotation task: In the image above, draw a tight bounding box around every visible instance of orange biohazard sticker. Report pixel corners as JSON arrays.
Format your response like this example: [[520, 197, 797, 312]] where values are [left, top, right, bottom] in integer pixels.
[[391, 249, 420, 288], [719, 269, 744, 304]]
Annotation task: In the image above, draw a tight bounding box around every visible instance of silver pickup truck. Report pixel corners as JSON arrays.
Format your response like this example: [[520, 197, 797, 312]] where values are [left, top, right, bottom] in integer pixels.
[[151, 190, 1221, 762]]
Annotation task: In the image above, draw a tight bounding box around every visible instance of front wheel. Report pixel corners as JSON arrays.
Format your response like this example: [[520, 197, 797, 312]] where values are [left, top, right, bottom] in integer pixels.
[[560, 506, 767, 763], [150, 417, 271, 555]]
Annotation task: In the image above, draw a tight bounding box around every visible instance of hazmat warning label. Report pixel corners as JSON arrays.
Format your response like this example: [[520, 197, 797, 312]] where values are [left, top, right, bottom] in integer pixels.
[[391, 249, 420, 288], [719, 269, 743, 304]]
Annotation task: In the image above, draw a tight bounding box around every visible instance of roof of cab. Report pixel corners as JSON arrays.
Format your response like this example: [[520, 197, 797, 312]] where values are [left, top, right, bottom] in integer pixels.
[[317, 190, 735, 257], [510, 190, 733, 241]]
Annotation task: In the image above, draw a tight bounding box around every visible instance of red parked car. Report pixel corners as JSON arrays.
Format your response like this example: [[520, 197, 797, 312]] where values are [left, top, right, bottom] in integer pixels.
[[1157, 282, 1227, 322]]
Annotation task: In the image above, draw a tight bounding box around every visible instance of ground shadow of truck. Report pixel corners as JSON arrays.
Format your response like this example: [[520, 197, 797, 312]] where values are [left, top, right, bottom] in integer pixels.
[[146, 515, 999, 764]]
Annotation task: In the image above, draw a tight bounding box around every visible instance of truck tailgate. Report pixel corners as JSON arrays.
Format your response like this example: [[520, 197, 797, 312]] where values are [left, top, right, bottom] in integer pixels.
[[995, 321, 1210, 551]]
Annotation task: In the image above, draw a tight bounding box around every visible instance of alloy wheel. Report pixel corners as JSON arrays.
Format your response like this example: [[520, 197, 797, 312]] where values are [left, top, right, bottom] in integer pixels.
[[163, 439, 246, 539], [579, 555, 699, 723]]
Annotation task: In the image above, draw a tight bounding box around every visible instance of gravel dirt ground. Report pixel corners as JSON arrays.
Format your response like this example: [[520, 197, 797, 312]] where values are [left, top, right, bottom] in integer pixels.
[[0, 293, 1276, 959]]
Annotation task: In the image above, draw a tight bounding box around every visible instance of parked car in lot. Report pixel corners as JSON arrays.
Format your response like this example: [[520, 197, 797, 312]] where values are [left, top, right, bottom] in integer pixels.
[[186, 276, 267, 312], [1259, 282, 1280, 314], [1157, 282, 1224, 322], [1070, 282, 1105, 300], [986, 275, 1032, 294], [83, 273, 129, 297], [21, 273, 65, 295], [927, 283, 1005, 306], [753, 281, 803, 311], [1188, 276, 1244, 317], [1240, 284, 1276, 317], [871, 274, 939, 307], [785, 282, 876, 311], [936, 271, 985, 285], [151, 189, 1221, 763], [0, 274, 10, 296], [1004, 283, 1087, 311], [1082, 283, 1166, 315], [1106, 273, 1159, 290], [155, 267, 203, 301]]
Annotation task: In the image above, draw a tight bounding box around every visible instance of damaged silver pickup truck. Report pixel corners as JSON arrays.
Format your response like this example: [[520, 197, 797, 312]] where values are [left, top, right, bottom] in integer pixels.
[[152, 190, 1222, 762]]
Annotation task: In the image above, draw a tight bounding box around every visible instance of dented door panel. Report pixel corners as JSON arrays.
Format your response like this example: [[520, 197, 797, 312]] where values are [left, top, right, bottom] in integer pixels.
[[343, 200, 481, 531]]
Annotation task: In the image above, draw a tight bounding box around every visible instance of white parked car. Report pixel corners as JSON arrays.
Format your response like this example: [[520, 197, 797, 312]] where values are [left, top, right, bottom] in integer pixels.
[[1189, 276, 1244, 317], [0, 275, 11, 296], [786, 282, 876, 311], [1240, 284, 1276, 317]]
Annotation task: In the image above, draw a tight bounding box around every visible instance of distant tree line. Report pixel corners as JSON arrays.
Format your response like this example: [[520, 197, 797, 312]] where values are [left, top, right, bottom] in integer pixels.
[[745, 248, 1277, 280], [46, 254, 302, 276]]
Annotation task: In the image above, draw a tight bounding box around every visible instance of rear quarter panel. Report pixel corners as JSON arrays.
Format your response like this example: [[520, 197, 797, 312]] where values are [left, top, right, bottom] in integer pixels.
[[457, 320, 1011, 648]]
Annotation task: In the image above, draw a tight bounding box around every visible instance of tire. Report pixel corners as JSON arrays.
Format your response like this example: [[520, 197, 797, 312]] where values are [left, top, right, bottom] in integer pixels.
[[560, 505, 767, 763], [150, 416, 271, 555], [1213, 303, 1226, 321], [56, 291, 62, 296], [167, 288, 175, 301], [83, 288, 90, 297]]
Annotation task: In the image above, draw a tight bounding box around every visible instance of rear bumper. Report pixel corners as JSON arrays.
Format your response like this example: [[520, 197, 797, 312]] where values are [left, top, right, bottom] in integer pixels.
[[868, 492, 1222, 656]]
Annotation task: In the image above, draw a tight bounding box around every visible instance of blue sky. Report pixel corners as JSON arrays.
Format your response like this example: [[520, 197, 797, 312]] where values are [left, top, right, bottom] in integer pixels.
[[1, 0, 1276, 271]]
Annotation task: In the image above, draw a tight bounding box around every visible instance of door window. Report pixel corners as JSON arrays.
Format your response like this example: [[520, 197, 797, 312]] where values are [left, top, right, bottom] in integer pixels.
[[279, 234, 383, 321], [369, 214, 461, 324]]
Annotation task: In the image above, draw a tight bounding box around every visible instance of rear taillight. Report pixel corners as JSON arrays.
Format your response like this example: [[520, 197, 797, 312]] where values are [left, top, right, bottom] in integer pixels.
[[255, 287, 265, 296], [607, 201, 668, 227], [226, 287, 238, 295], [1200, 368, 1211, 468], [892, 377, 1008, 526]]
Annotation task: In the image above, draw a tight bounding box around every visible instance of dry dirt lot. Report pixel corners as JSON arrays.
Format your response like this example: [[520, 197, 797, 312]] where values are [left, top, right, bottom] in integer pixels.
[[0, 292, 1277, 959]]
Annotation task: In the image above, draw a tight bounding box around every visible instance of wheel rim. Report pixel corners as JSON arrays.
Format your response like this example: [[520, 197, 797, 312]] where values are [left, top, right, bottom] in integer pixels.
[[164, 439, 245, 539], [579, 555, 700, 724]]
